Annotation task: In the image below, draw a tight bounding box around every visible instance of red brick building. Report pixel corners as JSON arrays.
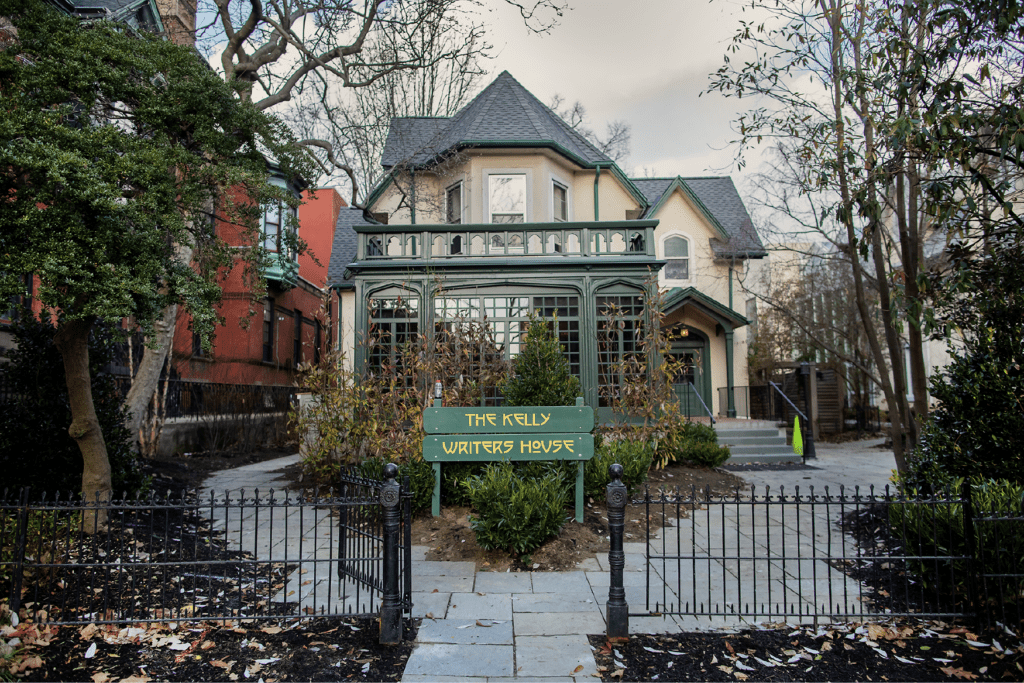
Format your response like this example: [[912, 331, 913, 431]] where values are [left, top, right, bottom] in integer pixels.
[[171, 185, 346, 386]]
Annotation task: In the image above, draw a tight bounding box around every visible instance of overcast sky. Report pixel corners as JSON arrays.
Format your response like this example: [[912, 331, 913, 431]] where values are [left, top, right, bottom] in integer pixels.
[[481, 0, 761, 182]]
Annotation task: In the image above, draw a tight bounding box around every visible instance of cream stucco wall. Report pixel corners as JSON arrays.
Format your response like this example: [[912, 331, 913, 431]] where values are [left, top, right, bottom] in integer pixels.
[[336, 289, 357, 372], [371, 152, 644, 225], [652, 191, 731, 306]]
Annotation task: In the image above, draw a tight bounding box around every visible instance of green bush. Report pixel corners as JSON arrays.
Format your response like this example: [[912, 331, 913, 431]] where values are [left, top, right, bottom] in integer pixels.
[[0, 310, 148, 498], [358, 455, 435, 514], [676, 440, 731, 468], [674, 421, 718, 444], [462, 462, 569, 555], [584, 439, 653, 498], [890, 477, 1024, 605], [500, 316, 580, 407]]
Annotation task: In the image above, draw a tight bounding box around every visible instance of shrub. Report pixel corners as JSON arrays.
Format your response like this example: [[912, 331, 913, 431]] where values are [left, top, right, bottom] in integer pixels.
[[890, 477, 1024, 608], [676, 441, 731, 468], [674, 421, 718, 444], [358, 455, 435, 514], [0, 311, 148, 498], [584, 438, 653, 498], [500, 316, 581, 407], [462, 462, 569, 555]]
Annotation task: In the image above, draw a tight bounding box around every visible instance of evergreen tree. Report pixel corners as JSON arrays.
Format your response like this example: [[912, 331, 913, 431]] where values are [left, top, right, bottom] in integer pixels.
[[501, 317, 581, 407]]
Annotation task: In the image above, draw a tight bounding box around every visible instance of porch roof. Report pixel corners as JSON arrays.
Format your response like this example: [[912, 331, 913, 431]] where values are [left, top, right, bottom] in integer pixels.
[[661, 286, 750, 330]]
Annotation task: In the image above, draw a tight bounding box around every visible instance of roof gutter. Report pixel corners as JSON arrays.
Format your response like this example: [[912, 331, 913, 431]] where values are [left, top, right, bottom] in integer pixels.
[[593, 166, 602, 221]]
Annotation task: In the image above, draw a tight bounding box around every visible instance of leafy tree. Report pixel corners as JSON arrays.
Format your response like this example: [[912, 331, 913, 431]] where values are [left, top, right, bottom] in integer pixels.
[[707, 0, 1024, 471], [500, 317, 580, 407], [0, 0, 310, 522], [908, 239, 1024, 486]]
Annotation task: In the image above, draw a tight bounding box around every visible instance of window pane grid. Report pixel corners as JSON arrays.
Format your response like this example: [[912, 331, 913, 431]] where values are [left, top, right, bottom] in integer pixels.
[[597, 295, 645, 407]]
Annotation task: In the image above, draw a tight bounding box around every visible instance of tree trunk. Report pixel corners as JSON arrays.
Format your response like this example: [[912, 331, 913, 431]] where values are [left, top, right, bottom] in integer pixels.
[[124, 302, 178, 451], [124, 243, 192, 453], [53, 317, 111, 532]]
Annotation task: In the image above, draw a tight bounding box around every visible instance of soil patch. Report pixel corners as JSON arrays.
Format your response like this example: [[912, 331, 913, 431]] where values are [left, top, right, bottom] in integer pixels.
[[5, 616, 416, 682], [589, 619, 1023, 681], [413, 462, 745, 572]]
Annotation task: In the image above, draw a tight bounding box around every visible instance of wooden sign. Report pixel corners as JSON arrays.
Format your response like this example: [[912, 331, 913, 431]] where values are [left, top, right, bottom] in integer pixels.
[[423, 406, 594, 434], [423, 434, 594, 461], [423, 399, 595, 521]]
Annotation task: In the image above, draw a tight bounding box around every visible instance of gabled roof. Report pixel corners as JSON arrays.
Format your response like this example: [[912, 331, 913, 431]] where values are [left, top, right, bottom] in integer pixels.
[[327, 208, 382, 289], [379, 71, 614, 170], [632, 177, 767, 259], [662, 287, 750, 329]]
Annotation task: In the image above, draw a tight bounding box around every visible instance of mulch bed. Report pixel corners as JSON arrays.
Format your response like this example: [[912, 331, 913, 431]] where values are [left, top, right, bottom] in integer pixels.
[[3, 615, 416, 682], [589, 620, 1024, 681]]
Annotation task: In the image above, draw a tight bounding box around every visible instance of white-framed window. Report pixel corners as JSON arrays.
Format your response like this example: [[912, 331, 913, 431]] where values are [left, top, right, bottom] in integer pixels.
[[552, 181, 568, 222], [263, 199, 298, 257], [488, 174, 527, 223], [445, 181, 463, 224], [663, 234, 691, 280]]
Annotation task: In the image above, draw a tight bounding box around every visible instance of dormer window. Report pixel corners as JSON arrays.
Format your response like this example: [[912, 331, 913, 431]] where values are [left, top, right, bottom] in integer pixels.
[[489, 174, 526, 223], [553, 182, 568, 222], [664, 235, 690, 280], [446, 182, 463, 224]]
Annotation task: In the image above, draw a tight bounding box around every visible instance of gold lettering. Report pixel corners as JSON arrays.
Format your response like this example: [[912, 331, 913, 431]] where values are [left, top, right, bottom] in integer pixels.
[[465, 413, 474, 427], [503, 414, 514, 426], [532, 440, 542, 451], [486, 414, 496, 426], [515, 413, 527, 426], [443, 441, 458, 455], [552, 440, 563, 453], [458, 441, 468, 455], [564, 440, 575, 453], [540, 413, 551, 426], [483, 441, 493, 454], [541, 440, 552, 453], [504, 440, 514, 453], [520, 440, 530, 454]]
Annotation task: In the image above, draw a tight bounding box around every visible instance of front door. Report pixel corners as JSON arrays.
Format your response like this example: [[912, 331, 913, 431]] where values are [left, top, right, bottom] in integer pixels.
[[670, 333, 711, 418]]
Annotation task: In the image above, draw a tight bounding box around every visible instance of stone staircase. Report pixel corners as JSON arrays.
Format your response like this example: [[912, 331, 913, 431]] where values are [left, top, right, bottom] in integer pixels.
[[714, 419, 801, 465]]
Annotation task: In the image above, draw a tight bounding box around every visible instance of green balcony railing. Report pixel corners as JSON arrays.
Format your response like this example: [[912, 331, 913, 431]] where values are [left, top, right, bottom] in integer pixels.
[[354, 221, 658, 262]]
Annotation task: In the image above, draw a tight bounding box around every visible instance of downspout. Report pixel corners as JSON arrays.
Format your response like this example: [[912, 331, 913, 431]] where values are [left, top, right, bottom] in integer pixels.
[[410, 168, 416, 225], [593, 165, 601, 221], [728, 260, 734, 311]]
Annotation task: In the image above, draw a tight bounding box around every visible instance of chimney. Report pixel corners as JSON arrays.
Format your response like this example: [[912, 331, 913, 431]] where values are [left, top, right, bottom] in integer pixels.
[[156, 0, 196, 46]]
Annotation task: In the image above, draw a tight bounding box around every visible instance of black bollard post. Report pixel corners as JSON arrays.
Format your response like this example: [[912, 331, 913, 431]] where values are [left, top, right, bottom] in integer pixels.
[[379, 463, 402, 644], [606, 463, 629, 638]]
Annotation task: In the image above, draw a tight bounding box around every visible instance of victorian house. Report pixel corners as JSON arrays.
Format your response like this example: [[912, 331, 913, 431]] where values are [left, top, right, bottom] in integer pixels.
[[327, 72, 766, 418]]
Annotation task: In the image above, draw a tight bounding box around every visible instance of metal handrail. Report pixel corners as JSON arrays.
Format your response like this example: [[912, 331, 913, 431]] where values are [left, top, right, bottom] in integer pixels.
[[768, 381, 807, 421], [768, 380, 814, 459], [688, 381, 715, 425]]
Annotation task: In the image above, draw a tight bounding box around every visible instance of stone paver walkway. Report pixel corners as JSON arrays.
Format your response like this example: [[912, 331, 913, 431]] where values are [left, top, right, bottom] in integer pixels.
[[197, 438, 899, 682]]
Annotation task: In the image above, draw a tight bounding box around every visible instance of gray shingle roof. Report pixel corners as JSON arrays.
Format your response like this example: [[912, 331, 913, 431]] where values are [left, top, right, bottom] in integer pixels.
[[327, 208, 380, 288], [380, 71, 613, 169], [631, 176, 767, 258]]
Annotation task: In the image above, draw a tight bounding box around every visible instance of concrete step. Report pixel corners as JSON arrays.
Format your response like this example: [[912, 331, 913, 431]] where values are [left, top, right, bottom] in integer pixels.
[[725, 444, 796, 456], [720, 438, 790, 448], [725, 452, 804, 465], [715, 428, 784, 439]]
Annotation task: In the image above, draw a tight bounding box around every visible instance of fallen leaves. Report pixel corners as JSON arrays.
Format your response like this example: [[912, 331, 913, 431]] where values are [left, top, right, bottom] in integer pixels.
[[940, 665, 979, 680]]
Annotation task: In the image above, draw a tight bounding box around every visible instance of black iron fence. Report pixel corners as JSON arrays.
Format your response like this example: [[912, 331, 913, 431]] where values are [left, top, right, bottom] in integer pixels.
[[605, 469, 1024, 636], [1, 467, 413, 642], [111, 378, 296, 419]]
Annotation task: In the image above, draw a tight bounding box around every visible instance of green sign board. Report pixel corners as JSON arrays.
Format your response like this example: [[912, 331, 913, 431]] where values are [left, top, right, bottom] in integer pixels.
[[423, 406, 594, 434], [423, 434, 594, 461], [423, 401, 595, 521]]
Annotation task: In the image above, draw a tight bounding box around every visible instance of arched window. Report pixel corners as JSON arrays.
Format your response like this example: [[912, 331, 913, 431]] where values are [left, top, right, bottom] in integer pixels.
[[664, 235, 690, 280]]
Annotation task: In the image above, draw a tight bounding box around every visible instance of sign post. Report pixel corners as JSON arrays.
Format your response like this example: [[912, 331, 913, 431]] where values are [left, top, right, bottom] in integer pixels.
[[422, 398, 595, 522]]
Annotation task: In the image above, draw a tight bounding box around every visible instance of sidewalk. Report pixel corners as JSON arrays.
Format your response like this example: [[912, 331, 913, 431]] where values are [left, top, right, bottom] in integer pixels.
[[199, 438, 899, 682]]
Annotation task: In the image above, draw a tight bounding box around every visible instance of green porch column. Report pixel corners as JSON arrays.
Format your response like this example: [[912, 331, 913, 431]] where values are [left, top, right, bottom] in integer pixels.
[[725, 327, 736, 418]]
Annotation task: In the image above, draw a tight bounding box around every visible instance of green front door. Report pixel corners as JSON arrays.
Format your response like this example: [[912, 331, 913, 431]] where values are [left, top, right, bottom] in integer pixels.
[[670, 333, 711, 418]]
